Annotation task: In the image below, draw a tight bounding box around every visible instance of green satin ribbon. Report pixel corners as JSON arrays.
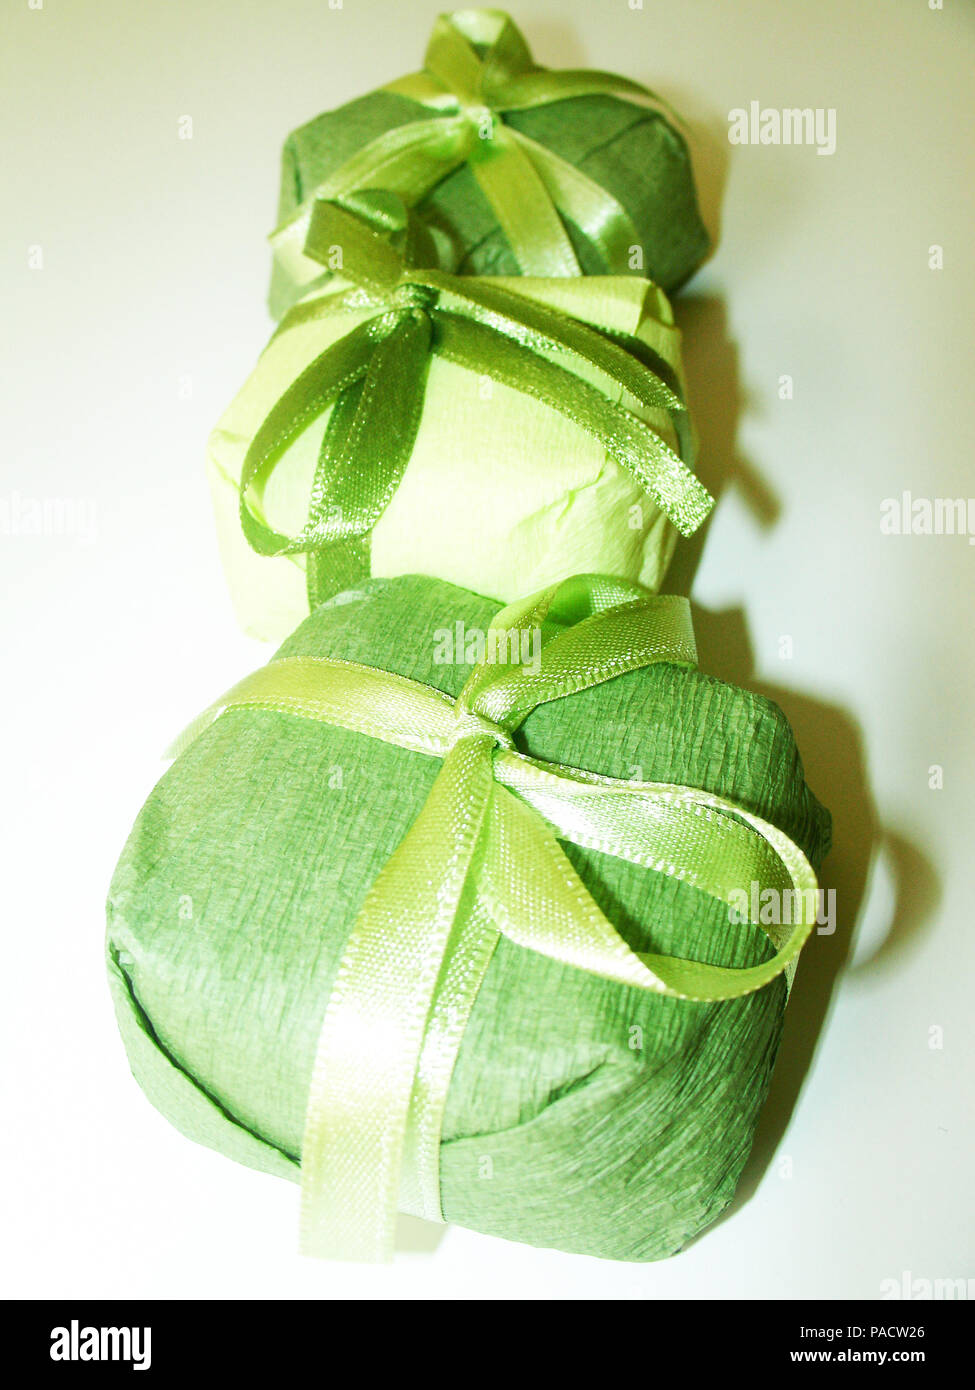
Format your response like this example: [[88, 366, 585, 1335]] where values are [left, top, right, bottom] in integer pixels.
[[171, 577, 819, 1262], [270, 8, 681, 284], [242, 193, 713, 610]]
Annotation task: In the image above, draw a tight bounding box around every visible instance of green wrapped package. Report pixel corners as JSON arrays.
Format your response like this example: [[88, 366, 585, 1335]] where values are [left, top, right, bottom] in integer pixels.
[[269, 9, 710, 319], [107, 576, 830, 1262]]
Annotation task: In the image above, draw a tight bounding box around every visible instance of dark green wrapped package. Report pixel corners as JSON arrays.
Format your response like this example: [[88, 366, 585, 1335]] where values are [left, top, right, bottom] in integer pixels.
[[269, 10, 710, 318], [107, 576, 830, 1261]]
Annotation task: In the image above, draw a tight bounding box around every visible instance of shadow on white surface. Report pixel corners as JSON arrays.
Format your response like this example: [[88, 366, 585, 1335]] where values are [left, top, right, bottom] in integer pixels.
[[658, 84, 731, 263], [395, 1212, 446, 1256], [666, 286, 940, 1240]]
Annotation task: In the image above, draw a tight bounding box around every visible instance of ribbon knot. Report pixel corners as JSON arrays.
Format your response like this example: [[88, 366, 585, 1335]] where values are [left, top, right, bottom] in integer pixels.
[[388, 278, 440, 315], [447, 700, 515, 752], [459, 103, 496, 143]]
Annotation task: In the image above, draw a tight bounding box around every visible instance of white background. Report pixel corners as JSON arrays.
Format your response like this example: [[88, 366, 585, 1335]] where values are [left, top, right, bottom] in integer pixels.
[[2, 0, 972, 1299]]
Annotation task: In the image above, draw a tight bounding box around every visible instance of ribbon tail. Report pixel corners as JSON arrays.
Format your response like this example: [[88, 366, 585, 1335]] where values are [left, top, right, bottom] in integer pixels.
[[510, 130, 646, 277], [305, 379, 372, 608], [469, 123, 581, 277], [299, 733, 497, 1262], [492, 67, 674, 118], [478, 786, 817, 1004], [303, 311, 433, 606], [399, 885, 500, 1223], [433, 313, 713, 536]]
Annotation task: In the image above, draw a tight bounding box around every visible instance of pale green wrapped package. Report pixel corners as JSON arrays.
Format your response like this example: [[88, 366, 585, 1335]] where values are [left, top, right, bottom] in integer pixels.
[[209, 246, 704, 643], [107, 576, 831, 1262]]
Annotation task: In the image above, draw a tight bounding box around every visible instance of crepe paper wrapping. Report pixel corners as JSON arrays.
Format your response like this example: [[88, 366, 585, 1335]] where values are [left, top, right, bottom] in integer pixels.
[[209, 196, 709, 643], [107, 575, 831, 1263], [244, 195, 709, 607], [269, 9, 710, 319]]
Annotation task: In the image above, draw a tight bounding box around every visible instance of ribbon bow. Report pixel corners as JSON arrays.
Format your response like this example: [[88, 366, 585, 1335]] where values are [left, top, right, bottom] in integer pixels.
[[173, 576, 819, 1262], [243, 192, 713, 609], [271, 8, 684, 287]]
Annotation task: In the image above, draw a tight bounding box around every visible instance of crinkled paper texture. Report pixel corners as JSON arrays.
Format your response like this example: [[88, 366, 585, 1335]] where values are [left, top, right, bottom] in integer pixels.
[[107, 576, 831, 1262], [270, 88, 710, 317], [208, 274, 693, 642]]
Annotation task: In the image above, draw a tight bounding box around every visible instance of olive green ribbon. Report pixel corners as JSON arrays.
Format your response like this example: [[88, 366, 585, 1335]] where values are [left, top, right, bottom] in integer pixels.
[[243, 193, 713, 609], [171, 577, 819, 1262], [270, 8, 682, 287]]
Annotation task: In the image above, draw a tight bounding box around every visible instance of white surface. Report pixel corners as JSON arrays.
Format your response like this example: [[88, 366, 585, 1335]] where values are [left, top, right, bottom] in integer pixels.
[[1, 0, 972, 1300]]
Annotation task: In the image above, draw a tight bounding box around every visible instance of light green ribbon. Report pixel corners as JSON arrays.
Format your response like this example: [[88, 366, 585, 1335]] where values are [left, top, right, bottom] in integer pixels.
[[270, 8, 681, 285], [243, 192, 712, 610], [172, 577, 819, 1262]]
